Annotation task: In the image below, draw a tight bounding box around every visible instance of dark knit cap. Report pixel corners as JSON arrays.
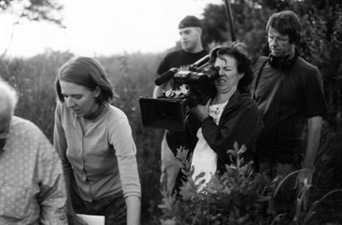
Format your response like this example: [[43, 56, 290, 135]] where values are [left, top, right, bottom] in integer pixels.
[[178, 15, 201, 29]]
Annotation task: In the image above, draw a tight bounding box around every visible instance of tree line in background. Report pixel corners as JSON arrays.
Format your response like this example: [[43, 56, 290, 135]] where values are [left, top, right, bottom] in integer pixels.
[[1, 0, 341, 224]]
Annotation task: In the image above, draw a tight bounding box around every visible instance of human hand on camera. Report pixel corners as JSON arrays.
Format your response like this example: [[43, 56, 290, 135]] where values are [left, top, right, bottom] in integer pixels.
[[190, 98, 211, 122]]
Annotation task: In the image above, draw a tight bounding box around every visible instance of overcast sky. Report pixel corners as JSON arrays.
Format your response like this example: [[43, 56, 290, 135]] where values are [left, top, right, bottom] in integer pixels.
[[0, 0, 221, 58]]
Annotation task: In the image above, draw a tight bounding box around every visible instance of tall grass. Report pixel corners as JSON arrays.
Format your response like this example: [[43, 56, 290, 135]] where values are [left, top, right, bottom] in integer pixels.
[[0, 52, 74, 140], [1, 51, 341, 224]]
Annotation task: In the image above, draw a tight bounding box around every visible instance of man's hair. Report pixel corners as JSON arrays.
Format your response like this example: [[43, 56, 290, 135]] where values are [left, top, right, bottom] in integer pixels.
[[55, 57, 115, 104], [0, 79, 18, 115], [266, 10, 301, 43], [209, 42, 253, 93]]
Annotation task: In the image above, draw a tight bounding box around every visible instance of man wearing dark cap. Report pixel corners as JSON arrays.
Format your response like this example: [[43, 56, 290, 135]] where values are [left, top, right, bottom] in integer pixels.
[[153, 15, 207, 97], [153, 15, 208, 194]]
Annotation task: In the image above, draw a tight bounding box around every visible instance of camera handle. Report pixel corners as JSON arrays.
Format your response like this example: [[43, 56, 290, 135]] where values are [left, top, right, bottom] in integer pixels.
[[189, 55, 210, 71], [155, 68, 178, 86]]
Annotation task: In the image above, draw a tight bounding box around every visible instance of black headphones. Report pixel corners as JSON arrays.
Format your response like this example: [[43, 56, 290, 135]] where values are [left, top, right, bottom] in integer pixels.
[[268, 50, 298, 72]]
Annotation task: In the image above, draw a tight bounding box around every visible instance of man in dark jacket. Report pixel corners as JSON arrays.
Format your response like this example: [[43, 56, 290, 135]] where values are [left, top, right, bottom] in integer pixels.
[[251, 10, 329, 214]]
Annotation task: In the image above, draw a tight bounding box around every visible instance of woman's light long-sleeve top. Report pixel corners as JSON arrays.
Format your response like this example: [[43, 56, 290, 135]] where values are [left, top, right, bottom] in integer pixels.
[[54, 102, 141, 202]]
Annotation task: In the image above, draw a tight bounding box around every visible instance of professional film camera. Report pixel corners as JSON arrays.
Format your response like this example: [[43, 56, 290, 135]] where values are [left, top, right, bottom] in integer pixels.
[[139, 56, 219, 131]]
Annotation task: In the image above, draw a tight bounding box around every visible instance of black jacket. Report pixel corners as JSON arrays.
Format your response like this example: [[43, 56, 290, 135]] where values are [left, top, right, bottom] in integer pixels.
[[167, 90, 263, 174]]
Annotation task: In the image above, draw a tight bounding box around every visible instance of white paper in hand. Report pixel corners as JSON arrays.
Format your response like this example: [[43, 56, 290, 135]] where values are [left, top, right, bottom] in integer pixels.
[[76, 214, 105, 225]]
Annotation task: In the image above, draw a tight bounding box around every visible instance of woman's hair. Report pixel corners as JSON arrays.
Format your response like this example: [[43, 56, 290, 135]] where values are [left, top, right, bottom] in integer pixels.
[[266, 10, 301, 44], [209, 42, 253, 93], [55, 57, 115, 104]]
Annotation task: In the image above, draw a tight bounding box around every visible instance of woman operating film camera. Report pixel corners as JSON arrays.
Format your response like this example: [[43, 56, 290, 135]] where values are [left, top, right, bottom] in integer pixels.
[[168, 42, 263, 190]]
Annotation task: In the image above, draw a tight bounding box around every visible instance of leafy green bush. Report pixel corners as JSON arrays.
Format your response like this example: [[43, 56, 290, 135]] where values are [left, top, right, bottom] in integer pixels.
[[158, 134, 342, 225], [159, 143, 272, 225]]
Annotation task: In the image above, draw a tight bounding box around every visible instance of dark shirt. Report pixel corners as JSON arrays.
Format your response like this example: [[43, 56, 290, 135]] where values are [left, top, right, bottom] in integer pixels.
[[252, 56, 329, 163]]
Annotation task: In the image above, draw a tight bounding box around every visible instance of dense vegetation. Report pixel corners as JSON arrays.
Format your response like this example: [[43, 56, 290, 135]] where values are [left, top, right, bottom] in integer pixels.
[[1, 0, 341, 224]]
